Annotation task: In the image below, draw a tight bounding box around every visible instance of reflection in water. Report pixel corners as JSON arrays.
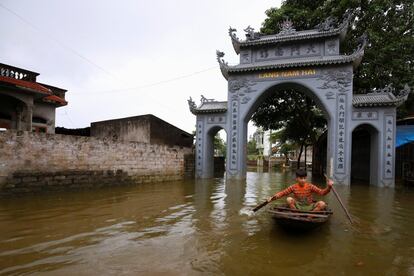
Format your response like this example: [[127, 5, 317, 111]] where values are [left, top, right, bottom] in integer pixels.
[[1, 170, 414, 275]]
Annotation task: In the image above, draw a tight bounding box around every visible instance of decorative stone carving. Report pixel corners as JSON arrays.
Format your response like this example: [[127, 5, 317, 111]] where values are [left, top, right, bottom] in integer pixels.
[[229, 79, 256, 93], [316, 16, 337, 31], [384, 115, 394, 178], [229, 27, 241, 54], [400, 84, 411, 97], [352, 111, 378, 120], [325, 91, 335, 100], [190, 12, 408, 186], [379, 84, 394, 94], [230, 100, 239, 170], [228, 78, 256, 104], [306, 43, 317, 54], [338, 10, 353, 29], [187, 97, 197, 113], [216, 50, 229, 79], [196, 121, 204, 172], [241, 96, 251, 104], [317, 69, 352, 93], [326, 40, 337, 54], [241, 51, 251, 63], [375, 84, 411, 100], [279, 18, 296, 35], [290, 45, 300, 56], [275, 47, 284, 56], [228, 27, 240, 42], [356, 33, 369, 52], [200, 95, 214, 103], [207, 116, 226, 124], [244, 25, 261, 40], [259, 48, 269, 59], [336, 94, 347, 173], [216, 50, 227, 66]]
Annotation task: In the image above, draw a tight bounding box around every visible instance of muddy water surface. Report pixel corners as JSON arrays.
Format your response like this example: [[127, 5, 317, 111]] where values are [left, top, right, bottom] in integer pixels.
[[1, 170, 414, 275]]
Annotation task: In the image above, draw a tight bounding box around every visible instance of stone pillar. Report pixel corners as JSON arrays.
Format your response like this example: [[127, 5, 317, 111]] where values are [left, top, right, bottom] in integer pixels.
[[226, 96, 247, 179], [226, 119, 247, 180], [196, 118, 214, 178]]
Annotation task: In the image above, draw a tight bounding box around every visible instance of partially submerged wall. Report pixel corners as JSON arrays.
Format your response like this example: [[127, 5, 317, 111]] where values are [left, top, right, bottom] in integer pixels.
[[0, 130, 193, 195]]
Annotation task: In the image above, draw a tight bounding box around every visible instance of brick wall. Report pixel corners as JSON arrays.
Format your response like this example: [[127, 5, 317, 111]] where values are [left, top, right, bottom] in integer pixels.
[[0, 130, 193, 195]]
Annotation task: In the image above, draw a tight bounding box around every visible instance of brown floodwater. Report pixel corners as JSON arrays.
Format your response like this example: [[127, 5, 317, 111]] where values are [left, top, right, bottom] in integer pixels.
[[1, 169, 414, 275]]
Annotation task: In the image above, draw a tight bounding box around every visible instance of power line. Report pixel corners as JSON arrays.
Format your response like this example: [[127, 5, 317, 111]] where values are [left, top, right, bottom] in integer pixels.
[[0, 3, 117, 79], [0, 3, 221, 119], [72, 65, 218, 95], [0, 3, 221, 92]]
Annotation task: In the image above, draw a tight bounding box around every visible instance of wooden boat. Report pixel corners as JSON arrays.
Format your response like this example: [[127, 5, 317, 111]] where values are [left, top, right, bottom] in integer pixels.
[[267, 204, 333, 231]]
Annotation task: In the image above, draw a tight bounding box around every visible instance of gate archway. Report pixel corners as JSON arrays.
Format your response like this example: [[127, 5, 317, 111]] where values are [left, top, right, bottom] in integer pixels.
[[351, 124, 380, 185], [188, 16, 410, 187]]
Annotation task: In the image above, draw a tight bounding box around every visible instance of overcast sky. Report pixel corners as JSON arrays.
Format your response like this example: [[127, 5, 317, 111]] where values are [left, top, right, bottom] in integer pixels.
[[0, 0, 281, 135]]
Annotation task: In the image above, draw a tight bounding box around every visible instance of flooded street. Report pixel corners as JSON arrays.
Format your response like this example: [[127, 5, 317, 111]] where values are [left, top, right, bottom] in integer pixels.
[[1, 169, 414, 275]]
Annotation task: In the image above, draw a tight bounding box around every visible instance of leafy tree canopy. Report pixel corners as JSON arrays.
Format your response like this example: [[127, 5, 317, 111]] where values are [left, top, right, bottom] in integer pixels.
[[214, 133, 226, 157], [260, 0, 413, 117], [251, 0, 413, 163], [247, 137, 259, 157], [253, 90, 326, 145], [252, 90, 326, 168]]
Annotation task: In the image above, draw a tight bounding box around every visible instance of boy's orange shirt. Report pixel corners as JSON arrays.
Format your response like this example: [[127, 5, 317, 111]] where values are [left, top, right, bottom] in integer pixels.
[[274, 182, 331, 204]]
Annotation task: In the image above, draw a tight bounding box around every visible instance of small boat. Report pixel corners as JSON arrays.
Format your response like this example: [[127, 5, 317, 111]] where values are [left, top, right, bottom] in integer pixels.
[[267, 204, 333, 231]]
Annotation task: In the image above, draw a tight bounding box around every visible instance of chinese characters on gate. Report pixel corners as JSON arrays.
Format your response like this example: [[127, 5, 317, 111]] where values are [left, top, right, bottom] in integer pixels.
[[230, 100, 239, 170], [384, 116, 394, 178], [336, 94, 346, 173]]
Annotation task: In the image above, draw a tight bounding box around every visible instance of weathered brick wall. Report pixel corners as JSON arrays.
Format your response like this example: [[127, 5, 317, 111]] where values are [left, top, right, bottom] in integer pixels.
[[0, 130, 193, 195]]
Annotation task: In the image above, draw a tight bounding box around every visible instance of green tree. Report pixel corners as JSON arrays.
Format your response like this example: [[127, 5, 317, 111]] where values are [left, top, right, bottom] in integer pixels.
[[192, 130, 226, 157], [261, 0, 414, 117], [252, 89, 326, 168], [214, 133, 226, 157], [252, 0, 413, 168], [247, 137, 259, 158]]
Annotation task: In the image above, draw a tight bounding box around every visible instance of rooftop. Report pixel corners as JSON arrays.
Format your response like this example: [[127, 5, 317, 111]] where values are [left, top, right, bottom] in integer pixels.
[[217, 33, 367, 79], [229, 14, 351, 54], [353, 85, 411, 107], [188, 97, 227, 115], [0, 63, 67, 106]]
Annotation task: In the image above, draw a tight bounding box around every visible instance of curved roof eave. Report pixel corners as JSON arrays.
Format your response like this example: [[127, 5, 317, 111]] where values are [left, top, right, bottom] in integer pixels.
[[221, 33, 367, 75]]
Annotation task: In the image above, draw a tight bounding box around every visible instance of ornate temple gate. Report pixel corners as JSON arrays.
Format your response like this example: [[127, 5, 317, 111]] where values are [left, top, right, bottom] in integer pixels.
[[188, 16, 410, 187]]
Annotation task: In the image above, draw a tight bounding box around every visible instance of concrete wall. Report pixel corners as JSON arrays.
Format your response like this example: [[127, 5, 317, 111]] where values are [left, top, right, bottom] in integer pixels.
[[0, 130, 193, 195], [90, 114, 193, 147], [149, 115, 193, 147], [91, 116, 151, 143]]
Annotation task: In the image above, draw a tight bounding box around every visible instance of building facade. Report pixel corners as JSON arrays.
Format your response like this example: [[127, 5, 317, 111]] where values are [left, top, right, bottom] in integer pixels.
[[0, 63, 67, 133], [189, 14, 411, 187]]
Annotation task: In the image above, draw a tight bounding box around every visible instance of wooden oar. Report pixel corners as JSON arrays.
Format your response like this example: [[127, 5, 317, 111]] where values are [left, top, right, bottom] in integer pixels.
[[252, 200, 269, 212], [324, 174, 353, 224]]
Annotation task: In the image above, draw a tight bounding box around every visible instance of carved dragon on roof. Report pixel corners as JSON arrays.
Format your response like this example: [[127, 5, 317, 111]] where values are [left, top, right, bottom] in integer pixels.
[[228, 27, 241, 54], [244, 25, 261, 40], [187, 97, 197, 114], [278, 18, 296, 36], [216, 50, 229, 80]]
